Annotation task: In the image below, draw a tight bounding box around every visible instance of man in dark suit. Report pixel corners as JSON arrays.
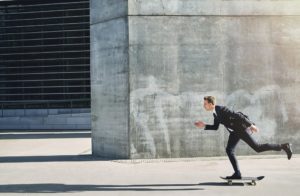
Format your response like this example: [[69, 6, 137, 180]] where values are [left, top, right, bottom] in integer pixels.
[[195, 96, 292, 179]]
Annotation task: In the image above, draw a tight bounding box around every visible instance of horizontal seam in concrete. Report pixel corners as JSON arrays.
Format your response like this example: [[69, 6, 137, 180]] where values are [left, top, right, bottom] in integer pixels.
[[92, 45, 129, 52], [90, 16, 127, 25], [90, 14, 300, 26], [128, 14, 300, 17]]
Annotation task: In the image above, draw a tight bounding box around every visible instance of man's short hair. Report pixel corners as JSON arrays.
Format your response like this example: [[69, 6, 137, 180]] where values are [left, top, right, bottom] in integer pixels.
[[204, 96, 216, 105]]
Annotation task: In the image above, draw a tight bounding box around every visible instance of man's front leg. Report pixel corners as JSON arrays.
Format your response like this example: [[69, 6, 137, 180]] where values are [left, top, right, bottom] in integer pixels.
[[226, 133, 242, 178]]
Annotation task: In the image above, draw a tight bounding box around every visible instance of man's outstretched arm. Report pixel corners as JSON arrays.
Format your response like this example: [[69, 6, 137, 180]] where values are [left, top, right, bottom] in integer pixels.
[[195, 118, 220, 130], [204, 117, 220, 130]]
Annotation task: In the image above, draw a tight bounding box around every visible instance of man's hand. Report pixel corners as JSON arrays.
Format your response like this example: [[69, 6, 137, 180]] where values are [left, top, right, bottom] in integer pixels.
[[249, 124, 259, 133], [194, 121, 206, 128]]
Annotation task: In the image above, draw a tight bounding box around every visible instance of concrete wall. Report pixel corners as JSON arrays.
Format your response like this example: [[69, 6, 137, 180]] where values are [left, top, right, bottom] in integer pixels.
[[91, 0, 300, 159], [90, 0, 130, 158]]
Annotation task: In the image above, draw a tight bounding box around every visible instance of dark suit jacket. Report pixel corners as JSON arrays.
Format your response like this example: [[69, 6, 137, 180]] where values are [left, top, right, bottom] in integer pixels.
[[204, 105, 253, 132]]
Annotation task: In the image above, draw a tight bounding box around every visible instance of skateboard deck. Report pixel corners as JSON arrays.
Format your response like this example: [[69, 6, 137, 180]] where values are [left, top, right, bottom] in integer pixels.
[[220, 176, 264, 186]]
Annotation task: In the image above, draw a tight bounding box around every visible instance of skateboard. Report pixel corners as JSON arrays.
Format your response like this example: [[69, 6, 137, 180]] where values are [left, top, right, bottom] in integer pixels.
[[220, 176, 264, 186]]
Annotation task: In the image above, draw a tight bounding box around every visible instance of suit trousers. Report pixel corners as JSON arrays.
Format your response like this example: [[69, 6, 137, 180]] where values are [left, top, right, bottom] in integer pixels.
[[226, 127, 282, 174]]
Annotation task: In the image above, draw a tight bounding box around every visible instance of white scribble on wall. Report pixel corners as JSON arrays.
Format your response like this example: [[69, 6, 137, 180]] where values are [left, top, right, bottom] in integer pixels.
[[130, 75, 221, 157], [225, 85, 288, 140], [131, 76, 172, 157], [130, 76, 289, 157]]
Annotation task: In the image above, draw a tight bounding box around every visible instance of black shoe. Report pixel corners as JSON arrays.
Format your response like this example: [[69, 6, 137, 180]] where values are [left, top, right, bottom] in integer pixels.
[[226, 173, 242, 179], [281, 143, 292, 160]]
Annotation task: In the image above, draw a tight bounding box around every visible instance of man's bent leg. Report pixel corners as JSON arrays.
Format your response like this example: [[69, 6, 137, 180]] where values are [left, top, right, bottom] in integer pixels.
[[238, 128, 281, 153]]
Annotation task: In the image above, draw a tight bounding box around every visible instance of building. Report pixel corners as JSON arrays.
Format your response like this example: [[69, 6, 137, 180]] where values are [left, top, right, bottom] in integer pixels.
[[1, 0, 299, 158], [91, 0, 300, 158]]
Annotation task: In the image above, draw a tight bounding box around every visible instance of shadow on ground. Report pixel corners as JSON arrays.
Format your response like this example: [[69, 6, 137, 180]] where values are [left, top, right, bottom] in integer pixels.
[[0, 183, 204, 193], [198, 182, 245, 186], [0, 154, 110, 163]]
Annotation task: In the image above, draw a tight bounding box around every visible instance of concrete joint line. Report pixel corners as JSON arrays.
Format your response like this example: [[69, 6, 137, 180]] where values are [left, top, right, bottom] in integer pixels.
[[90, 16, 127, 26]]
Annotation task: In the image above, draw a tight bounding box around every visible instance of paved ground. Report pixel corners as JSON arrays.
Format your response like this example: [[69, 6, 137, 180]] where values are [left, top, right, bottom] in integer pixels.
[[0, 131, 299, 196]]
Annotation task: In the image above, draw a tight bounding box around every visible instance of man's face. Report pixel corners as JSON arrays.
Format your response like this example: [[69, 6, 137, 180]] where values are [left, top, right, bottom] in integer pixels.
[[203, 100, 214, 111]]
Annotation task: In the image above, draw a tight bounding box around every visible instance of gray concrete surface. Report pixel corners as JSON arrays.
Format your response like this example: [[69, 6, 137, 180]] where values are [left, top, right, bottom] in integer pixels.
[[0, 133, 299, 195], [90, 0, 130, 158], [128, 0, 300, 16], [91, 0, 300, 159]]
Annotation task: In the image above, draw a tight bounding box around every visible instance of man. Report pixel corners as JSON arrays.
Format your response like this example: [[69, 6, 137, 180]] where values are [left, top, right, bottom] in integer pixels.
[[195, 96, 292, 179]]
